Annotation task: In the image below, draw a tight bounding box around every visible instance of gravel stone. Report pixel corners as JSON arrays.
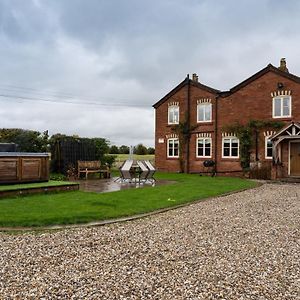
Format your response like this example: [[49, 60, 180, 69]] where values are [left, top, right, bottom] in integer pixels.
[[0, 183, 299, 299]]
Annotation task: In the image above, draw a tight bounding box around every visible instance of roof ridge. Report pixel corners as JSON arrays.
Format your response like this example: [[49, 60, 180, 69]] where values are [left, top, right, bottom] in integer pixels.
[[153, 63, 300, 107]]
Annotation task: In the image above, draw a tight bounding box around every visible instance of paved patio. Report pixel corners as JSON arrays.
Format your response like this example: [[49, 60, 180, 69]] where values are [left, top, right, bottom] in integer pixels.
[[0, 183, 299, 299], [77, 177, 175, 193]]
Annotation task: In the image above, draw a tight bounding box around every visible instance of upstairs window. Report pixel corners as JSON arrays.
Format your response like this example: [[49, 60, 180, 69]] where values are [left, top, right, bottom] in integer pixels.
[[222, 137, 239, 158], [196, 138, 211, 158], [265, 137, 273, 159], [167, 138, 179, 158], [273, 96, 291, 118], [197, 103, 212, 122], [168, 105, 179, 124]]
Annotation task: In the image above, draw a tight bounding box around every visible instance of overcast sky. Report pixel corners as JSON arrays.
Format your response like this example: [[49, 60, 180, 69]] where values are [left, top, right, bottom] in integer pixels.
[[1, 0, 300, 147]]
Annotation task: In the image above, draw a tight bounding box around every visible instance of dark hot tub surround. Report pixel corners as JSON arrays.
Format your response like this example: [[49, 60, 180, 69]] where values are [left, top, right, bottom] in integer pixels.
[[0, 152, 49, 184]]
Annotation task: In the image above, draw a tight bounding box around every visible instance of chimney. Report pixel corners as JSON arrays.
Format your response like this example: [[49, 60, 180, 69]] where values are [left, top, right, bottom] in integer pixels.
[[278, 58, 289, 73], [192, 73, 199, 82]]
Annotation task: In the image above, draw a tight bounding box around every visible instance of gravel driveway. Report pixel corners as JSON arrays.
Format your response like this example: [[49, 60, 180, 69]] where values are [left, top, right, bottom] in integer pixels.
[[0, 183, 299, 299]]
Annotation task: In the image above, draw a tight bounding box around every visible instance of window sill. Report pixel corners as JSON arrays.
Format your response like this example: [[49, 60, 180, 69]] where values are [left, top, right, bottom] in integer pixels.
[[196, 121, 213, 125], [272, 116, 292, 120]]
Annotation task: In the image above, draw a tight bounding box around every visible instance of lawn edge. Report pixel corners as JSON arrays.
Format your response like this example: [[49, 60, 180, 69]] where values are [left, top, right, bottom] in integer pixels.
[[0, 181, 262, 233]]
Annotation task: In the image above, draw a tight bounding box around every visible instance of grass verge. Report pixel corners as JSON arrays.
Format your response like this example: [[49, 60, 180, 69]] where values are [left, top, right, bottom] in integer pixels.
[[0, 173, 257, 228]]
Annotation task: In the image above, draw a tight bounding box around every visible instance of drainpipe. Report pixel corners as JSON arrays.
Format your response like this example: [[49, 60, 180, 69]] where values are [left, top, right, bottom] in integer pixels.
[[214, 95, 219, 175], [255, 129, 259, 161], [186, 75, 191, 173]]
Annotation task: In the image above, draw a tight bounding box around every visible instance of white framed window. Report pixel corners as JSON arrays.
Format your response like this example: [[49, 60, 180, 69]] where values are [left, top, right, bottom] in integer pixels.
[[168, 105, 179, 124], [167, 138, 179, 158], [222, 137, 239, 158], [265, 137, 273, 159], [272, 96, 291, 118], [196, 138, 212, 158], [197, 103, 212, 122]]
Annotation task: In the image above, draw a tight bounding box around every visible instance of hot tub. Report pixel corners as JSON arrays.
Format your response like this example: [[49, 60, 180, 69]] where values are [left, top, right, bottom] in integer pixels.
[[0, 152, 49, 184]]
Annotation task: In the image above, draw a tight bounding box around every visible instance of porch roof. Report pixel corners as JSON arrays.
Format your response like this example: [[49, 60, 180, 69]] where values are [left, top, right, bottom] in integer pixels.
[[270, 122, 300, 141]]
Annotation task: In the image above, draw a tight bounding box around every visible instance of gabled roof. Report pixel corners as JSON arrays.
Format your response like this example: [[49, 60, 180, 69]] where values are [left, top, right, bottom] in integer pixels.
[[270, 122, 300, 141], [220, 64, 300, 97], [153, 63, 300, 108], [153, 77, 219, 108]]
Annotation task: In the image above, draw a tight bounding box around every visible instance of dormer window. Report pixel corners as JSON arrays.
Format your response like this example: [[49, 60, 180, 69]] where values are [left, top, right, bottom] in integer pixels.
[[272, 96, 291, 118], [168, 105, 179, 124], [197, 103, 212, 122]]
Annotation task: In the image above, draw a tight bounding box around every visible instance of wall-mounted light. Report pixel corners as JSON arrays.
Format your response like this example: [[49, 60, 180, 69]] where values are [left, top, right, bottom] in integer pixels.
[[277, 82, 284, 89]]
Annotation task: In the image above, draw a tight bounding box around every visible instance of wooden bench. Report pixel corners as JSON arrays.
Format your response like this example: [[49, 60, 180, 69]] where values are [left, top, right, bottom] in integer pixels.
[[77, 160, 110, 179]]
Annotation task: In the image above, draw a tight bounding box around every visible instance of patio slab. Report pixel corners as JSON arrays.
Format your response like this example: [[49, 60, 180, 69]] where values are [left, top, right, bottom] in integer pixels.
[[77, 177, 175, 193]]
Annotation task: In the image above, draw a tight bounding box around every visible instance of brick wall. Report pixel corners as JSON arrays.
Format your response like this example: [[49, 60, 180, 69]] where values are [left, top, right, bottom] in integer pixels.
[[154, 66, 300, 176]]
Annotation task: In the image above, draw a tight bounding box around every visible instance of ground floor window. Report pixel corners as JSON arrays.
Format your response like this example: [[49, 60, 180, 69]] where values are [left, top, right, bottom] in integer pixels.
[[265, 137, 273, 159], [222, 137, 239, 158], [167, 138, 179, 158], [196, 138, 211, 158]]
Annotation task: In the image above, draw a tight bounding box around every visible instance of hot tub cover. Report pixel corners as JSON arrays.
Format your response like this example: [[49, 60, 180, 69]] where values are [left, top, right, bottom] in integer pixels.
[[0, 152, 49, 157]]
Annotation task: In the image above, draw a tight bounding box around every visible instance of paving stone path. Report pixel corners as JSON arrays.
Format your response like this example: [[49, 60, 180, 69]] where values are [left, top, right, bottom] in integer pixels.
[[0, 183, 299, 299]]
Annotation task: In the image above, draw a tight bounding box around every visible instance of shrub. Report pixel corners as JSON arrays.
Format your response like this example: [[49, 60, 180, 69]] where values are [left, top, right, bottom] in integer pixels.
[[50, 173, 67, 181], [249, 164, 271, 180], [102, 155, 117, 168]]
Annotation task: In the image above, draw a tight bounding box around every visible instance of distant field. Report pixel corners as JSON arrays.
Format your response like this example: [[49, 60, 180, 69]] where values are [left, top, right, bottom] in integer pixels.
[[113, 154, 155, 168]]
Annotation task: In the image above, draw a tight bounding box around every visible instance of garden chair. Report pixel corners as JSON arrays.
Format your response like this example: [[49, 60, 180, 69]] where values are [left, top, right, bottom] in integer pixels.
[[115, 159, 134, 182], [143, 160, 156, 183], [136, 160, 149, 182]]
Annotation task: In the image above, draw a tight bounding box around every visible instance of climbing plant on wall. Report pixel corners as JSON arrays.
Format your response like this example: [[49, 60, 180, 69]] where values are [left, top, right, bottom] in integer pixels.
[[172, 113, 197, 173], [224, 120, 284, 170]]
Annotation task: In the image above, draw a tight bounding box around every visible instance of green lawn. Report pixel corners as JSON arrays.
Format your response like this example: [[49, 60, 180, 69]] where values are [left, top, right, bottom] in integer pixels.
[[0, 181, 77, 192], [0, 173, 257, 228]]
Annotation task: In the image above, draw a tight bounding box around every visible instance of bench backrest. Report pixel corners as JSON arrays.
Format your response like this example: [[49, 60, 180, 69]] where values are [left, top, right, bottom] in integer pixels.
[[78, 160, 101, 170]]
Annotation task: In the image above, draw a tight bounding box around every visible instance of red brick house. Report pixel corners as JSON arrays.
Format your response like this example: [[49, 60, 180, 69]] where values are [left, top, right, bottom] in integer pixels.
[[153, 59, 300, 179]]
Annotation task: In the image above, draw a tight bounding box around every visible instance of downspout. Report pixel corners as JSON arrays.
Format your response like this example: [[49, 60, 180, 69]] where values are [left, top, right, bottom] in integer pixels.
[[255, 129, 259, 161], [214, 95, 219, 175], [186, 75, 191, 173]]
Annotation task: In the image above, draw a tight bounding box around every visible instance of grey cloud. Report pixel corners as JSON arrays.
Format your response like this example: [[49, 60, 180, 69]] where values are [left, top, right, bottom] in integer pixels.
[[1, 0, 300, 146]]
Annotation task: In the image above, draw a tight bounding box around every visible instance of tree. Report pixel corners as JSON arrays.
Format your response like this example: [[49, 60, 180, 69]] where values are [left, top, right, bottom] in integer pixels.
[[92, 138, 110, 160], [119, 145, 130, 154], [101, 154, 117, 168], [147, 147, 155, 155], [134, 143, 147, 155], [0, 128, 48, 152], [109, 145, 119, 154]]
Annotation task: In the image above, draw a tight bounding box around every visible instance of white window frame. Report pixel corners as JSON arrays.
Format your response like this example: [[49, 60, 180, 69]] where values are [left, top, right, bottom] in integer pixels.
[[222, 137, 239, 158], [196, 137, 212, 158], [272, 96, 291, 118], [168, 105, 179, 124], [167, 138, 179, 158], [265, 136, 273, 159], [197, 103, 212, 123]]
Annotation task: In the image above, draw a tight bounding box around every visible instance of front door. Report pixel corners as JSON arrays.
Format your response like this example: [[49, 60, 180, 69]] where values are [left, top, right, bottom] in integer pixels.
[[290, 142, 300, 176]]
